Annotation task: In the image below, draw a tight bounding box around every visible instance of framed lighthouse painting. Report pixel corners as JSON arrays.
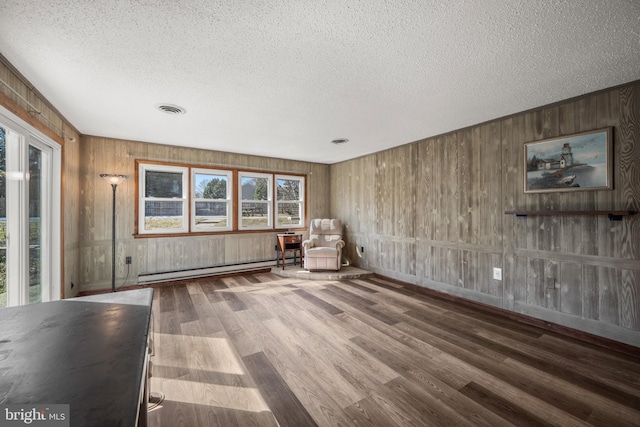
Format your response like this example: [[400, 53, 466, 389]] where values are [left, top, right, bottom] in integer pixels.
[[523, 127, 613, 193]]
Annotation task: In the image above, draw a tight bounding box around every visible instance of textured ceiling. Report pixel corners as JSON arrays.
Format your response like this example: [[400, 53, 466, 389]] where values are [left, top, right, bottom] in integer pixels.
[[0, 1, 639, 164]]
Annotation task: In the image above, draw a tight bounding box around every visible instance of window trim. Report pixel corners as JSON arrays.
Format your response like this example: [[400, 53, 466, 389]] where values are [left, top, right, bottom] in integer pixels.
[[238, 171, 273, 230], [134, 160, 307, 237], [275, 174, 305, 229], [138, 162, 189, 234], [191, 167, 233, 232]]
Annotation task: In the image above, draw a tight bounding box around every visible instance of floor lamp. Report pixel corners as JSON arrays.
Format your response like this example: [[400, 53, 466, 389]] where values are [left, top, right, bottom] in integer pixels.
[[100, 174, 127, 293]]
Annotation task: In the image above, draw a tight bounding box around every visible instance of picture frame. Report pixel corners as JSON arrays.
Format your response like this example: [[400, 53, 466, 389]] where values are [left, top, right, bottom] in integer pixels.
[[524, 127, 613, 193]]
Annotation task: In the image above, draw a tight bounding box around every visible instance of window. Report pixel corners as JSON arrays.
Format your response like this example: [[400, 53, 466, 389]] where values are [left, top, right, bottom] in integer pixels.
[[138, 163, 189, 234], [275, 174, 305, 228], [192, 168, 232, 231], [238, 172, 272, 230], [135, 161, 306, 236], [1, 108, 61, 307]]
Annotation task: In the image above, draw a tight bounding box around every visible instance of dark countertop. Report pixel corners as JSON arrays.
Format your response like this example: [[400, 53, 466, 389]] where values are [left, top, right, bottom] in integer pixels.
[[0, 288, 153, 427]]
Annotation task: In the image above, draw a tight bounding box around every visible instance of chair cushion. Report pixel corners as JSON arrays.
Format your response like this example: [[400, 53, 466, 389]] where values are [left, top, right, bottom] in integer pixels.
[[306, 247, 338, 257]]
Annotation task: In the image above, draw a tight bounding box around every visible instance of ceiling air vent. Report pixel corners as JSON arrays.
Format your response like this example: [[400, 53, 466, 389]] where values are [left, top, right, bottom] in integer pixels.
[[331, 138, 349, 144], [156, 104, 186, 115]]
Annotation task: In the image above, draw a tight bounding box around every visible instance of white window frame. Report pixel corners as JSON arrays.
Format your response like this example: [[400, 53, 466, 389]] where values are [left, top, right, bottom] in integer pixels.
[[138, 163, 189, 234], [1, 106, 61, 306], [275, 174, 305, 229], [191, 168, 232, 232], [238, 171, 272, 230]]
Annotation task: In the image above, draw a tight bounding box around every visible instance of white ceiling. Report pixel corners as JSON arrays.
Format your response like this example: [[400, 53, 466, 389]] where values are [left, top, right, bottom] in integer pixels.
[[1, 1, 639, 164]]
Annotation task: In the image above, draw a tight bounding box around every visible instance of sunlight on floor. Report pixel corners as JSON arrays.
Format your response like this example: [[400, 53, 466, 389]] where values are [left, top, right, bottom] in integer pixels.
[[211, 280, 326, 295], [153, 333, 245, 375], [151, 333, 273, 414], [151, 378, 271, 413]]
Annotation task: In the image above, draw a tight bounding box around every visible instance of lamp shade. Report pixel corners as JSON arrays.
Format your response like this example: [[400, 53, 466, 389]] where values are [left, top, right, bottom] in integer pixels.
[[100, 174, 127, 185]]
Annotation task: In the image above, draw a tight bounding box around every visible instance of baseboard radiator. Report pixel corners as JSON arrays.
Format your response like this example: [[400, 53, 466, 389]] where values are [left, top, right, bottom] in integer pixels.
[[137, 256, 299, 284]]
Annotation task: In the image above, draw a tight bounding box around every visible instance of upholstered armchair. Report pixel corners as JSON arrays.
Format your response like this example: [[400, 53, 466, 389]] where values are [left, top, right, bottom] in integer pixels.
[[303, 219, 345, 271]]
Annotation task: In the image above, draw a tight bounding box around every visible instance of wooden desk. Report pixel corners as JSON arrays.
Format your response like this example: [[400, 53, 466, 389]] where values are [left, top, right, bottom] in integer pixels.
[[276, 233, 303, 270], [0, 289, 153, 427]]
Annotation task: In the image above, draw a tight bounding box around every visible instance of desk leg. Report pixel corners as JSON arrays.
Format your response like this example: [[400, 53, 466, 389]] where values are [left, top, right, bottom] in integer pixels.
[[281, 247, 286, 270]]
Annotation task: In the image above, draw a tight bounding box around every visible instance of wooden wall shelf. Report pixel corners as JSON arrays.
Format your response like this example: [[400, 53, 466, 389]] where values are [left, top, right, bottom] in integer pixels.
[[504, 210, 637, 221]]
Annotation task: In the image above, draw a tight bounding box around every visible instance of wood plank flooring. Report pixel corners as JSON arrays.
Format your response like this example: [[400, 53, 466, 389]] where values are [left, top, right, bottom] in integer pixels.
[[147, 273, 640, 426]]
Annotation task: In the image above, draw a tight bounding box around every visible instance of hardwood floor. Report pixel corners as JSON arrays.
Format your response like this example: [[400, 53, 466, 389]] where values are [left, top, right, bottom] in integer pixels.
[[147, 273, 640, 426]]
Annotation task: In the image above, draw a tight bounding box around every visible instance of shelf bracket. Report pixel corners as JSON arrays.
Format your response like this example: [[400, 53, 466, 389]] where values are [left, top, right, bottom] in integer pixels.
[[607, 213, 623, 221]]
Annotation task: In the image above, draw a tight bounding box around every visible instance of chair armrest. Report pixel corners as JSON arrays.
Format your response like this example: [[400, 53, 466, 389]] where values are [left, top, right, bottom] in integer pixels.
[[335, 240, 345, 262], [332, 240, 345, 249], [302, 238, 319, 250]]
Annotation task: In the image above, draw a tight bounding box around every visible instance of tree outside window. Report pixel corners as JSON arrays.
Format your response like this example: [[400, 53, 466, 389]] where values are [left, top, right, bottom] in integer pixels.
[[276, 175, 304, 228], [193, 169, 232, 231], [239, 173, 272, 229]]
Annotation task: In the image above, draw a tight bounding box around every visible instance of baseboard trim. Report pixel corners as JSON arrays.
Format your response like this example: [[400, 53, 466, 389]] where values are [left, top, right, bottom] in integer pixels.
[[76, 267, 272, 297], [373, 274, 640, 359], [138, 259, 281, 284]]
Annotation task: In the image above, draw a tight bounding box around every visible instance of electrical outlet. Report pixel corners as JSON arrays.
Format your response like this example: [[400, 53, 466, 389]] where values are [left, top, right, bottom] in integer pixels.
[[493, 267, 502, 281], [546, 277, 556, 289], [125, 256, 132, 265]]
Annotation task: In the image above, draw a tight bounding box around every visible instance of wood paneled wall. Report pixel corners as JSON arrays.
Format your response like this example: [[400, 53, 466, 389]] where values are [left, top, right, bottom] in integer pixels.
[[0, 59, 81, 298], [331, 82, 640, 346], [62, 125, 81, 298], [79, 136, 330, 292]]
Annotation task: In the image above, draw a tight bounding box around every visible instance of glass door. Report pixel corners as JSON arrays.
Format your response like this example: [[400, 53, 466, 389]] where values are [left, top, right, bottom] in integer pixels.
[[0, 110, 60, 307], [28, 145, 43, 304]]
